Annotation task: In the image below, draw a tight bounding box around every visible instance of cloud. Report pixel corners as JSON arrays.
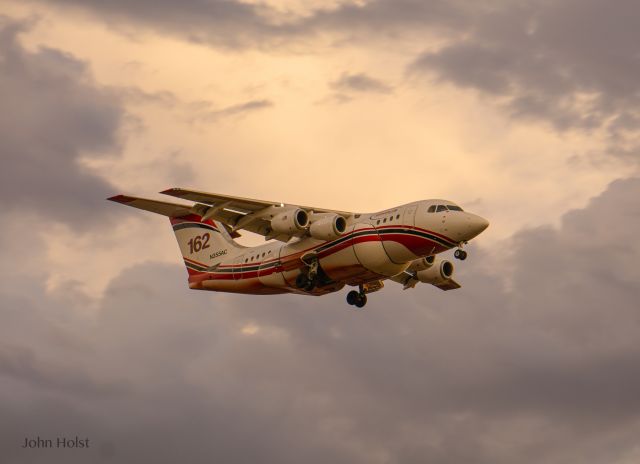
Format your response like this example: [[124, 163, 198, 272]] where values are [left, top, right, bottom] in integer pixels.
[[34, 0, 289, 49], [300, 0, 468, 38], [0, 16, 124, 228], [408, 0, 640, 157], [331, 72, 393, 95], [31, 0, 640, 163], [32, 0, 469, 48], [1, 177, 640, 462], [191, 99, 274, 124]]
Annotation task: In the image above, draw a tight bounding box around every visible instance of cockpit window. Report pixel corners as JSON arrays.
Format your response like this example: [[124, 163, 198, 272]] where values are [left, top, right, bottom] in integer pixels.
[[436, 205, 448, 212], [427, 205, 436, 213], [447, 205, 463, 211]]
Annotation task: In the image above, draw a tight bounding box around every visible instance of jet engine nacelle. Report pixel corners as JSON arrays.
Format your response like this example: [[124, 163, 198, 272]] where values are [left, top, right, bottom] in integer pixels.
[[407, 255, 436, 272], [309, 214, 347, 240], [271, 209, 309, 234], [416, 258, 454, 286]]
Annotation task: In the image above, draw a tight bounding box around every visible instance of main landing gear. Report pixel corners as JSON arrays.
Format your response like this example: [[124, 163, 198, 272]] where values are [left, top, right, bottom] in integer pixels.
[[346, 287, 367, 308], [295, 272, 316, 292], [295, 253, 326, 292], [345, 281, 383, 308]]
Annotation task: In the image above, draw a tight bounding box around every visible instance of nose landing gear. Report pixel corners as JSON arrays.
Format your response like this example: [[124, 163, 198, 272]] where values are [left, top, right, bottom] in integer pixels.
[[454, 249, 467, 260], [454, 242, 468, 260]]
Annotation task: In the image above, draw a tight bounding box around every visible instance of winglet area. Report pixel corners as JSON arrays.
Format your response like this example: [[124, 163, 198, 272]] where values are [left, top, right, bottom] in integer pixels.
[[107, 195, 194, 218]]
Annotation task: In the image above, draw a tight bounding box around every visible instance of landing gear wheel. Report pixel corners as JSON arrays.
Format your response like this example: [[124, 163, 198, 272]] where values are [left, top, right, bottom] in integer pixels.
[[346, 290, 359, 305], [354, 294, 367, 308], [304, 280, 316, 292], [454, 249, 467, 260], [346, 290, 367, 308]]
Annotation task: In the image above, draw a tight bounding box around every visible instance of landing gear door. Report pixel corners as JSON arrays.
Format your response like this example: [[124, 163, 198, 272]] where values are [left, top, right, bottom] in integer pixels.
[[403, 204, 417, 227]]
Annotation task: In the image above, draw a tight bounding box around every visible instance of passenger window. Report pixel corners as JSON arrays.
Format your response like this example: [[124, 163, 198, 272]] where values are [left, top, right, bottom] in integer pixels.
[[245, 258, 248, 263], [436, 205, 448, 212], [396, 214, 400, 219], [389, 216, 393, 221], [383, 218, 387, 223], [262, 253, 265, 257], [427, 205, 436, 213], [376, 220, 380, 225]]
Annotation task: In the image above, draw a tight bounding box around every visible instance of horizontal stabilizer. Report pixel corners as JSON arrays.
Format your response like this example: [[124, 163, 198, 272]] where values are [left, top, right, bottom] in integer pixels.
[[107, 195, 194, 217]]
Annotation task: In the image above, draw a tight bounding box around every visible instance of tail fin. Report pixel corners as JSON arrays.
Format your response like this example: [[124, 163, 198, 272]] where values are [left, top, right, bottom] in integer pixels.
[[170, 214, 242, 275], [108, 195, 242, 275]]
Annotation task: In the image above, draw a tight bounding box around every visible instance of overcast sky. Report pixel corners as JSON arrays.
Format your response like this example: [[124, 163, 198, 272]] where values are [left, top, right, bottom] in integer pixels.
[[1, 0, 640, 462]]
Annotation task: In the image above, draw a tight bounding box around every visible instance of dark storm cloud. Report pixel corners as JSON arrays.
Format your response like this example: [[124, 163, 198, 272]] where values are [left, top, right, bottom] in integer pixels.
[[36, 0, 287, 49], [35, 0, 472, 48], [331, 73, 393, 94], [409, 0, 640, 147], [2, 177, 640, 463], [300, 0, 470, 35], [0, 16, 124, 227]]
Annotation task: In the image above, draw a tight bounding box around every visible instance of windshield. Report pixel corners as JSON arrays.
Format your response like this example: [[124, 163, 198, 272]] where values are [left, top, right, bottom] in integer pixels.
[[428, 204, 464, 212]]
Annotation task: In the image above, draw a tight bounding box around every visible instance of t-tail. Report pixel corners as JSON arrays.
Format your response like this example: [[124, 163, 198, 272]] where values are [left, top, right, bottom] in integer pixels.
[[107, 195, 243, 276]]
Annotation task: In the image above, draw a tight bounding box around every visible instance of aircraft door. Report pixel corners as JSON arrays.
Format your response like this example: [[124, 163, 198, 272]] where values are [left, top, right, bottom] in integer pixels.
[[403, 204, 417, 226], [380, 203, 424, 263], [258, 247, 287, 288]]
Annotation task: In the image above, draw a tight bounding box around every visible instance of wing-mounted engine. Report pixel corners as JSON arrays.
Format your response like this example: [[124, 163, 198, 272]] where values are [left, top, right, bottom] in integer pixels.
[[308, 213, 347, 240], [391, 256, 461, 291], [415, 259, 454, 287], [270, 208, 309, 236], [406, 255, 436, 272], [159, 188, 354, 243]]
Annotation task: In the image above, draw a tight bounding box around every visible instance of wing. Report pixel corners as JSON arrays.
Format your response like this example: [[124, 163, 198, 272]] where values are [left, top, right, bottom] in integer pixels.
[[107, 195, 241, 238], [389, 271, 462, 291], [160, 187, 353, 241]]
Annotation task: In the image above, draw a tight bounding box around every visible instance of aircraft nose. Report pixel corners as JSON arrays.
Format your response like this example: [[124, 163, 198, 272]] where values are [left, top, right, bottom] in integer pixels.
[[441, 212, 490, 242], [467, 214, 489, 238]]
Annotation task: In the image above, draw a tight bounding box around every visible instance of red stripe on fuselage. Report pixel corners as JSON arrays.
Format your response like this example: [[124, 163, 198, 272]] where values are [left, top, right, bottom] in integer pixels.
[[189, 225, 451, 283]]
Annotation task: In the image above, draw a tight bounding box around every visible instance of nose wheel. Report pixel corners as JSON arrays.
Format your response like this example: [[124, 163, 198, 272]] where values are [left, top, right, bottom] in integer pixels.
[[454, 249, 467, 260]]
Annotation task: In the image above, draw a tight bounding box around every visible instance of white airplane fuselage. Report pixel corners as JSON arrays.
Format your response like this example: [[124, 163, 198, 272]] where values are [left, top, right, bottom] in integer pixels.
[[180, 199, 488, 295]]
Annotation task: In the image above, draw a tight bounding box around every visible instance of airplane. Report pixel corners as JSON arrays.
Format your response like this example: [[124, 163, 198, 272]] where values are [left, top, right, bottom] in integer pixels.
[[107, 188, 489, 308]]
